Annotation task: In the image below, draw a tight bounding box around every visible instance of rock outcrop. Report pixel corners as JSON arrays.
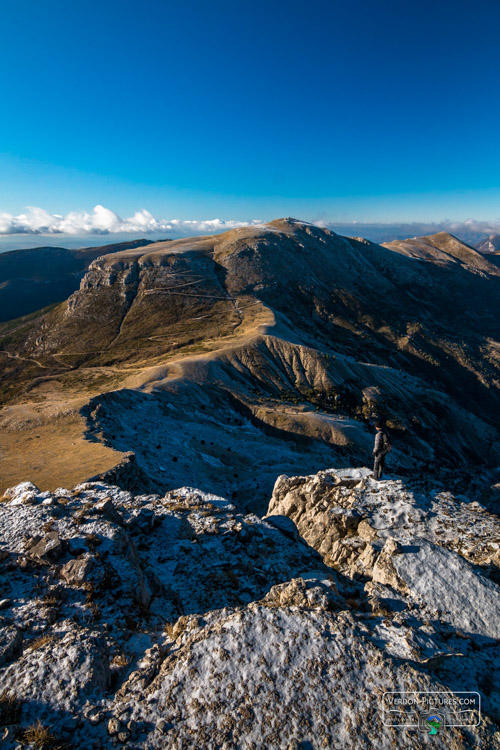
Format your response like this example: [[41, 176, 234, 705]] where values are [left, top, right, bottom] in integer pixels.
[[0, 472, 499, 748]]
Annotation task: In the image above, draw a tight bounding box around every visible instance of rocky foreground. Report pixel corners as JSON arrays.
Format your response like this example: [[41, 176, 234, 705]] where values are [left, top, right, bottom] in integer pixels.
[[0, 469, 499, 749]]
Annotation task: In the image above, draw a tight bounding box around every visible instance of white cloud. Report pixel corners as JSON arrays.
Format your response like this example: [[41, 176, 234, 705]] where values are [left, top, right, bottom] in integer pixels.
[[0, 205, 264, 236], [0, 206, 499, 245]]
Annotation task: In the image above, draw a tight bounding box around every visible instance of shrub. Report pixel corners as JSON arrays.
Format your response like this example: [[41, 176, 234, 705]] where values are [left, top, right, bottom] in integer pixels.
[[23, 719, 56, 749], [110, 653, 129, 669]]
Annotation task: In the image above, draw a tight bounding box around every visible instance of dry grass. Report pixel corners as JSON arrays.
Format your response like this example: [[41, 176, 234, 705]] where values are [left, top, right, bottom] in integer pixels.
[[28, 634, 54, 651], [110, 653, 129, 669], [73, 511, 87, 526], [42, 594, 59, 606], [163, 621, 176, 638], [0, 412, 122, 497], [0, 689, 22, 725], [23, 719, 56, 749], [166, 502, 188, 511], [85, 533, 102, 547], [163, 616, 189, 640]]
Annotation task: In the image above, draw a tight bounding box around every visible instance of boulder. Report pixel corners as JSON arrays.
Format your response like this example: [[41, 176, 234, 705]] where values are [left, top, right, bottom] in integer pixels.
[[93, 497, 124, 525], [2, 481, 40, 506], [60, 555, 95, 585], [30, 531, 62, 562], [268, 471, 364, 560], [371, 538, 405, 591], [260, 577, 339, 610], [357, 519, 378, 542]]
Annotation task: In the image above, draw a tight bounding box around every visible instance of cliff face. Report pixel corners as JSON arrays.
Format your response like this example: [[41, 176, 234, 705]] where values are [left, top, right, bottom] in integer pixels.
[[1, 219, 500, 497], [0, 239, 156, 322], [0, 470, 498, 748]]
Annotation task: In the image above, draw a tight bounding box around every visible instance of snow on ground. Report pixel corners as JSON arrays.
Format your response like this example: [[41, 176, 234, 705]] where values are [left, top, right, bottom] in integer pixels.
[[0, 469, 499, 748]]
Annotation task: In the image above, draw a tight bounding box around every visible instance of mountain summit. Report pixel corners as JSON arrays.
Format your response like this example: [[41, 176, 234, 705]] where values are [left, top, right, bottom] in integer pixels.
[[0, 220, 499, 507]]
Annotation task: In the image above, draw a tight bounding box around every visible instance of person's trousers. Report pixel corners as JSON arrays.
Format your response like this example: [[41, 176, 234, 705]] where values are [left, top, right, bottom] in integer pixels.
[[373, 452, 386, 480]]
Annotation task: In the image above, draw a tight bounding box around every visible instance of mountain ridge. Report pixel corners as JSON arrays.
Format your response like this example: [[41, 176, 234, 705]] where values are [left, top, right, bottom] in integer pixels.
[[0, 219, 499, 503], [0, 238, 158, 322]]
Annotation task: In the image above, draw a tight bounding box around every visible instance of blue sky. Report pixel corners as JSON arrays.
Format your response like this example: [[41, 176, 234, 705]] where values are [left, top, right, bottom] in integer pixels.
[[1, 0, 500, 236]]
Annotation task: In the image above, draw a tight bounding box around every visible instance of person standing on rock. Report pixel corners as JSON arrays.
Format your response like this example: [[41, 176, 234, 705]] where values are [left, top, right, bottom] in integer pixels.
[[373, 420, 391, 480]]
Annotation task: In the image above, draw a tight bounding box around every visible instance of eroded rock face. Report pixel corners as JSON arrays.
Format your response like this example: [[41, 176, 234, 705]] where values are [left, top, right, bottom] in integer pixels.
[[0, 475, 499, 749], [268, 469, 500, 641], [268, 468, 500, 572]]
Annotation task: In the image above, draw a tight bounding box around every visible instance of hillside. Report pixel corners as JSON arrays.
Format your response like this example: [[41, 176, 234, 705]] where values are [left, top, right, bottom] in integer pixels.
[[0, 239, 156, 322], [0, 219, 499, 510], [383, 230, 500, 275]]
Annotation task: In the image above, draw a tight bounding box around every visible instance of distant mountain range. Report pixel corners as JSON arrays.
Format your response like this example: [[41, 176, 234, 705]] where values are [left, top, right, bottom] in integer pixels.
[[0, 238, 157, 322], [0, 218, 499, 508], [475, 233, 500, 254]]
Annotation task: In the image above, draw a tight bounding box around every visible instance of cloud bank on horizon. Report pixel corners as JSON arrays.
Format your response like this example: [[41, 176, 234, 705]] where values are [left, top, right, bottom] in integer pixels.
[[0, 205, 264, 237], [0, 205, 499, 242]]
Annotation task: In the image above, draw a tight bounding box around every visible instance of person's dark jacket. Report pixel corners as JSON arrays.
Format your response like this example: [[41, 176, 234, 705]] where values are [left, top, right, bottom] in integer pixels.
[[373, 429, 389, 456]]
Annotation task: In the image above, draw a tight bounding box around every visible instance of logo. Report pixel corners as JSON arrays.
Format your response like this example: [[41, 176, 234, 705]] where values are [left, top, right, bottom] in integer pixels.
[[419, 712, 445, 735], [382, 691, 481, 731]]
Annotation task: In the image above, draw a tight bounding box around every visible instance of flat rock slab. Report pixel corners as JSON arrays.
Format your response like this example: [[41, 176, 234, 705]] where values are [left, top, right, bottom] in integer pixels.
[[393, 539, 500, 639], [30, 531, 62, 561]]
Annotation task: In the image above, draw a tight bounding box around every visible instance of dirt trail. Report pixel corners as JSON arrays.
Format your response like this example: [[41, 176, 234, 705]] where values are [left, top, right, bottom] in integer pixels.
[[0, 350, 51, 369]]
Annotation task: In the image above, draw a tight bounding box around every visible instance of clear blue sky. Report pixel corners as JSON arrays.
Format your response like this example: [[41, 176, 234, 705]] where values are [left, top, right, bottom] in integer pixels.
[[1, 0, 500, 226]]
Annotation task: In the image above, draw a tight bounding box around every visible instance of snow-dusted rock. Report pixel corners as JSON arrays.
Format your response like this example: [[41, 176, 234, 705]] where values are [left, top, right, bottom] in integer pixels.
[[0, 475, 499, 748], [119, 604, 499, 749], [60, 555, 95, 585], [1, 628, 111, 712], [29, 531, 63, 562], [268, 468, 500, 575], [2, 481, 40, 506], [0, 625, 22, 667], [391, 539, 500, 639], [268, 468, 500, 650]]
